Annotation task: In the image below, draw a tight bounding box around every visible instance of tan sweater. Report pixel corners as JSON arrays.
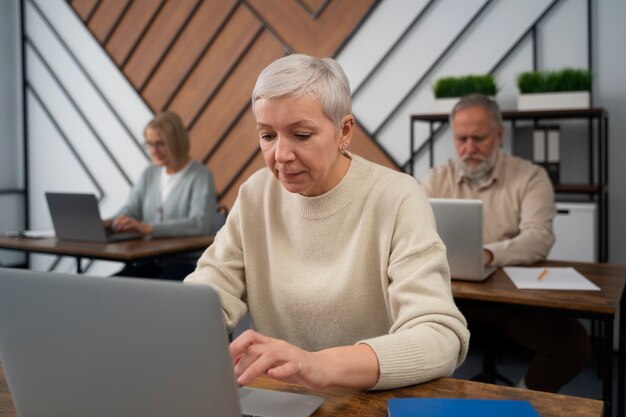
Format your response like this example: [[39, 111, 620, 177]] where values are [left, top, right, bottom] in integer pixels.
[[185, 155, 469, 389], [420, 150, 556, 267]]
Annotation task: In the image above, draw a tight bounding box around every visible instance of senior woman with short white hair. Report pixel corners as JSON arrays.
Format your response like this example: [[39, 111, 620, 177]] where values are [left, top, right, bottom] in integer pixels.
[[185, 54, 469, 390]]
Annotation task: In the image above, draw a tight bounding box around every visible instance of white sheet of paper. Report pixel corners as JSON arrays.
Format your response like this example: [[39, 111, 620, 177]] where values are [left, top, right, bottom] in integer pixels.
[[503, 267, 600, 291], [22, 229, 56, 238], [3, 229, 56, 238]]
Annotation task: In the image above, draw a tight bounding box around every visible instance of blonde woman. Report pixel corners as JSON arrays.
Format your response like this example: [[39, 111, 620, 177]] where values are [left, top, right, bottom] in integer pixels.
[[109, 111, 216, 279]]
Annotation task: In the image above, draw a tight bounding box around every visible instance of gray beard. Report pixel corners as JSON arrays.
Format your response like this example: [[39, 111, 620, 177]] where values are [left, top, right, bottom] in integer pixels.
[[458, 151, 497, 182]]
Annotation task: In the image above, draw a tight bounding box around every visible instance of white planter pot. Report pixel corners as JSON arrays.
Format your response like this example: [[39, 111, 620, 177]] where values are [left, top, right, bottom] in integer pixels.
[[433, 96, 497, 114], [517, 91, 590, 110], [432, 98, 459, 114]]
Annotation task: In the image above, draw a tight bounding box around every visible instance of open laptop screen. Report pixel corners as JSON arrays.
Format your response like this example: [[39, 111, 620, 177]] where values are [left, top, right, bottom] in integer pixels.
[[429, 198, 494, 281], [0, 269, 324, 417]]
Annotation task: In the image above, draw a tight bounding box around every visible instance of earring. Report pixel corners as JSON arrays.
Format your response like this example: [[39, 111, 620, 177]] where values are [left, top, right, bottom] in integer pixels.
[[339, 142, 349, 157]]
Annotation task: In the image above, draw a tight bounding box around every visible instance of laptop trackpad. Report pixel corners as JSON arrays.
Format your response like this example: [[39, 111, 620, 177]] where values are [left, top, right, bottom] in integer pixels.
[[238, 387, 324, 417]]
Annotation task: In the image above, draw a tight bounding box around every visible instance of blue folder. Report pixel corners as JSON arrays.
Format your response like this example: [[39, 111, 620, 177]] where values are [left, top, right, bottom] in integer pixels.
[[387, 398, 540, 417]]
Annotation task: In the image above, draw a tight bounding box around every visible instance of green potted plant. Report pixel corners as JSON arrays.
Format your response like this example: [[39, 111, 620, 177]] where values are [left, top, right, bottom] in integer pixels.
[[516, 68, 592, 110], [432, 74, 498, 113]]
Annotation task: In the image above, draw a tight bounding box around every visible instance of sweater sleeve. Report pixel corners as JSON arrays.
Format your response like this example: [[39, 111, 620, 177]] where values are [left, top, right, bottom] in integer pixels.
[[484, 166, 556, 266], [418, 170, 435, 197], [117, 168, 150, 220], [359, 179, 469, 390], [184, 195, 248, 331], [151, 166, 217, 237]]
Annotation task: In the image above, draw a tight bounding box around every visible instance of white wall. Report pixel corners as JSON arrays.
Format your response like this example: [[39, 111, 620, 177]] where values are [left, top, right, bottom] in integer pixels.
[[337, 0, 626, 264], [595, 0, 626, 264], [23, 0, 152, 274], [0, 0, 25, 266], [5, 0, 626, 268]]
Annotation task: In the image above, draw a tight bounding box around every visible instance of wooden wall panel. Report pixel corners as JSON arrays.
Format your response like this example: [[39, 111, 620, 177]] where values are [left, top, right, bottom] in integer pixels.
[[246, 0, 376, 56], [88, 0, 130, 43], [350, 125, 396, 168], [70, 0, 99, 21], [167, 4, 262, 126], [105, 0, 163, 66], [123, 0, 200, 89], [142, 0, 237, 112], [188, 30, 286, 162], [208, 110, 259, 194], [69, 0, 397, 208], [299, 0, 327, 15], [216, 152, 267, 207]]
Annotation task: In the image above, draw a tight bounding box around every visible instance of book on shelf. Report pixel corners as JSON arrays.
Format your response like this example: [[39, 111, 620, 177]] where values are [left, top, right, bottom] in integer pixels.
[[387, 398, 540, 417], [514, 125, 560, 185]]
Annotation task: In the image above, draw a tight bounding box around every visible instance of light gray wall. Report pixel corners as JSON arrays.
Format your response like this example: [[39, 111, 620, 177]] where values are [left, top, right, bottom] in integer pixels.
[[338, 0, 625, 264], [7, 0, 626, 267], [23, 0, 151, 274], [595, 0, 626, 264], [0, 0, 25, 266]]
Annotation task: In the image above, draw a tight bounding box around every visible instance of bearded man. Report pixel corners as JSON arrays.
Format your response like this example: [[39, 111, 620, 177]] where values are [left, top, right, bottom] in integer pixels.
[[421, 93, 556, 267], [420, 94, 590, 393]]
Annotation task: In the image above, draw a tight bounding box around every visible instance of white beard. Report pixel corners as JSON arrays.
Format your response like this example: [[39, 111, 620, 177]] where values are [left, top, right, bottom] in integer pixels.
[[458, 149, 497, 181]]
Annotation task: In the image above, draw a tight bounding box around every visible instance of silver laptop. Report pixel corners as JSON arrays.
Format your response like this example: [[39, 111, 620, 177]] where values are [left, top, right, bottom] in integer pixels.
[[45, 192, 142, 243], [429, 198, 496, 281], [0, 268, 324, 417]]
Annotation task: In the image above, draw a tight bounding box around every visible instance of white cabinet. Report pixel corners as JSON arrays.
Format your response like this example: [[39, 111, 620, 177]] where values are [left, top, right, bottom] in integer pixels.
[[549, 202, 597, 262]]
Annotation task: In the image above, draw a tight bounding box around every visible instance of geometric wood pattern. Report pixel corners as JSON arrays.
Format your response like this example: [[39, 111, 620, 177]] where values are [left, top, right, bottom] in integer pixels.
[[69, 0, 398, 207]]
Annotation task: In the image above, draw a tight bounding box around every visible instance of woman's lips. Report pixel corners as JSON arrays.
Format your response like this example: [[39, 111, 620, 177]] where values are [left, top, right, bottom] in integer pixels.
[[281, 171, 302, 179]]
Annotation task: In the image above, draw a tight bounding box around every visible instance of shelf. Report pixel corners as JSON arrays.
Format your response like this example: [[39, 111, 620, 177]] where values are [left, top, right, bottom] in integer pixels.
[[411, 107, 607, 123], [554, 184, 599, 194], [410, 107, 608, 262]]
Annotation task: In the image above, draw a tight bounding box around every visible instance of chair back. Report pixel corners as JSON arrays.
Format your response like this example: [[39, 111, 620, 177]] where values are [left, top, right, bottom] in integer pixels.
[[210, 205, 229, 234]]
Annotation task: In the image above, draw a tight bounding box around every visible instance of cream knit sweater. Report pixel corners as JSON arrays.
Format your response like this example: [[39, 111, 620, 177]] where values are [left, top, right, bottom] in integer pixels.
[[185, 155, 469, 389]]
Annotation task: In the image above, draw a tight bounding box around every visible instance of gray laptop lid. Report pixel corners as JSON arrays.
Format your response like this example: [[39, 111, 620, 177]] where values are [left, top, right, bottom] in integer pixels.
[[45, 192, 140, 243], [429, 198, 495, 281], [0, 268, 241, 417], [0, 269, 324, 417]]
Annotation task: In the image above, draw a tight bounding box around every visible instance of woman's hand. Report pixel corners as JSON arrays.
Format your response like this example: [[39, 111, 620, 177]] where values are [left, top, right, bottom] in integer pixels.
[[111, 215, 153, 235], [229, 329, 380, 390], [230, 330, 329, 390], [482, 248, 493, 266]]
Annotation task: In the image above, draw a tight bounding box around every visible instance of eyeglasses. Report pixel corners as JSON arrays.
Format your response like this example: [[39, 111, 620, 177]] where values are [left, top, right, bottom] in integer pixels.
[[143, 141, 167, 151]]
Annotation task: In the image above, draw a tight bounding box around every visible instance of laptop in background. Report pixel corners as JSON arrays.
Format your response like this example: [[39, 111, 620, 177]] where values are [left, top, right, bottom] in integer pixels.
[[45, 192, 142, 243], [429, 198, 495, 281], [0, 268, 324, 417]]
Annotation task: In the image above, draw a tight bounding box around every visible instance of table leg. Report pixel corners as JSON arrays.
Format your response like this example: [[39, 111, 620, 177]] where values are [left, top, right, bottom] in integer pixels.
[[604, 317, 614, 417], [76, 257, 83, 274], [619, 300, 625, 417]]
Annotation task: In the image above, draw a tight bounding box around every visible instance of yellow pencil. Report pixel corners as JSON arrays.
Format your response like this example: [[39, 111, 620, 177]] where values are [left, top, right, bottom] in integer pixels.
[[537, 267, 549, 282]]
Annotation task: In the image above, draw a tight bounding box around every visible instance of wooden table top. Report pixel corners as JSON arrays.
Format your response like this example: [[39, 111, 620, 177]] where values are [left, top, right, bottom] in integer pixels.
[[452, 260, 626, 316], [253, 375, 605, 417], [0, 234, 214, 262], [0, 366, 603, 417]]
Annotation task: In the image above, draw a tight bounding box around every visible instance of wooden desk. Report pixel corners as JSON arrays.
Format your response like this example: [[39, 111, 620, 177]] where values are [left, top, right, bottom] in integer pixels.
[[0, 366, 603, 417], [0, 235, 214, 273], [452, 260, 625, 417]]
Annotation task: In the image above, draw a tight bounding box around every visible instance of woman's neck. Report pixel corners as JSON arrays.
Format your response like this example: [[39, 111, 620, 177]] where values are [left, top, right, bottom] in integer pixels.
[[165, 157, 190, 174]]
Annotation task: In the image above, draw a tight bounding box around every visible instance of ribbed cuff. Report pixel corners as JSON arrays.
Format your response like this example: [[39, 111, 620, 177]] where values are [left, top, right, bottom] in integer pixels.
[[359, 331, 427, 390]]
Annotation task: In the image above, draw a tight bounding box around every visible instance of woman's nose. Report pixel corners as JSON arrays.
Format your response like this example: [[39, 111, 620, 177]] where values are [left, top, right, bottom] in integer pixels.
[[274, 137, 295, 162]]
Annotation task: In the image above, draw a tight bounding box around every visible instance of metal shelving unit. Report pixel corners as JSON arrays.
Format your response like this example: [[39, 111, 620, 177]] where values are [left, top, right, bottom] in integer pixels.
[[409, 107, 609, 262]]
